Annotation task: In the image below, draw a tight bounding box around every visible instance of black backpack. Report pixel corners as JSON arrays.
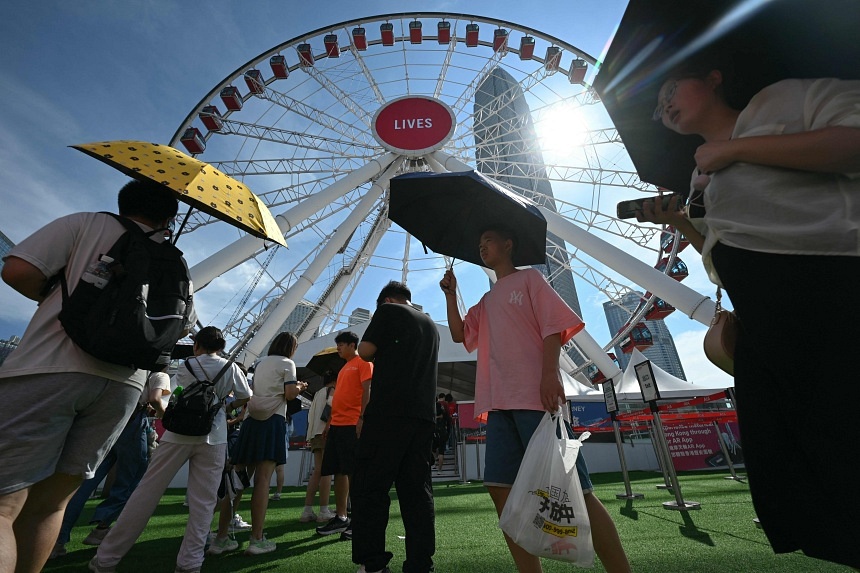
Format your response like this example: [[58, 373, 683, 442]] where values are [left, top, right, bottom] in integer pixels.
[[162, 359, 224, 436], [57, 213, 193, 371]]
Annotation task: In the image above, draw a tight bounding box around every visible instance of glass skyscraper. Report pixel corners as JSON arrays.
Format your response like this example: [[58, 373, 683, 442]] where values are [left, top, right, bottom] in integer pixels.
[[0, 229, 14, 271], [473, 67, 583, 324], [603, 291, 687, 380]]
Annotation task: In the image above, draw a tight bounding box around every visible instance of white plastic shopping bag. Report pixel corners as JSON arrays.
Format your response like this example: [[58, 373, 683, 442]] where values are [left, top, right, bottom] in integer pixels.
[[499, 409, 594, 567]]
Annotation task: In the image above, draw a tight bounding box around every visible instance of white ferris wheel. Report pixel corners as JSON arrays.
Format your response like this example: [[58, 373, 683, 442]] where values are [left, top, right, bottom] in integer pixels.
[[169, 12, 714, 378]]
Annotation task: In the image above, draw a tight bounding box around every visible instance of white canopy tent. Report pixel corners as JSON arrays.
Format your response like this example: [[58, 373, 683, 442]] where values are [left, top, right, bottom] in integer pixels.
[[612, 349, 730, 401]]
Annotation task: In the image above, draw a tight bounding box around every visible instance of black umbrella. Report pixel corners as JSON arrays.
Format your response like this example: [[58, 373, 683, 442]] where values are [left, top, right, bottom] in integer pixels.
[[388, 170, 547, 267], [593, 0, 860, 194], [306, 347, 346, 377]]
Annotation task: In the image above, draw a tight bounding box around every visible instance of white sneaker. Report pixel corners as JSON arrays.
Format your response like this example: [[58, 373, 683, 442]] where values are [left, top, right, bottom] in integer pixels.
[[206, 536, 239, 555], [317, 507, 336, 522], [299, 508, 317, 522], [230, 513, 251, 530], [245, 535, 276, 555], [88, 556, 116, 573]]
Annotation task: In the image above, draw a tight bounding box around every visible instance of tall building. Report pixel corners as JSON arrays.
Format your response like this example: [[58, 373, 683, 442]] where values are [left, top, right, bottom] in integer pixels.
[[279, 300, 316, 335], [348, 307, 371, 327], [0, 335, 20, 366], [257, 299, 317, 351], [603, 291, 687, 380], [0, 229, 14, 271], [474, 67, 583, 361]]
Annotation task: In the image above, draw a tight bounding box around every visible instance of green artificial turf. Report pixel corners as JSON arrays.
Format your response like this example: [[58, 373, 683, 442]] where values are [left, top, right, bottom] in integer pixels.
[[44, 470, 848, 572]]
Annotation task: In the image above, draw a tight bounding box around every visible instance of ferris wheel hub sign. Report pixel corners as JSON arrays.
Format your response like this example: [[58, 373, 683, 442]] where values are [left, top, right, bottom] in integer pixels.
[[372, 96, 455, 156]]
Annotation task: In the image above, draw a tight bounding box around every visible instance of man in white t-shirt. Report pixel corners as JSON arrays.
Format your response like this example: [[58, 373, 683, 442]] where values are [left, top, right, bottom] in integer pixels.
[[0, 179, 193, 573]]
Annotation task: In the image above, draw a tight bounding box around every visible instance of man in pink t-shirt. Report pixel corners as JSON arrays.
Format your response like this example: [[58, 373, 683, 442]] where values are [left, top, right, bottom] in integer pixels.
[[441, 225, 630, 573]]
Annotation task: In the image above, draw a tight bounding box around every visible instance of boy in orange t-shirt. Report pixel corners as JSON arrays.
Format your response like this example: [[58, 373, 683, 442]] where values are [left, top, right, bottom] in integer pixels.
[[316, 331, 372, 538]]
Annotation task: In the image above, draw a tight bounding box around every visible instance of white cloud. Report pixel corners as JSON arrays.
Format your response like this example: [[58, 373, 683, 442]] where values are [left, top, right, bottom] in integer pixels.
[[672, 328, 734, 388]]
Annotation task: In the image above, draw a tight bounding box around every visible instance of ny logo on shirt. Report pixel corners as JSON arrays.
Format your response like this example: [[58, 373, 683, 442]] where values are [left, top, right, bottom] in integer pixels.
[[509, 290, 524, 306]]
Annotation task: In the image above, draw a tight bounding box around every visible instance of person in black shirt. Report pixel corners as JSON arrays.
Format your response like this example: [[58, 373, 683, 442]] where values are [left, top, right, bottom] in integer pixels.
[[352, 281, 440, 573]]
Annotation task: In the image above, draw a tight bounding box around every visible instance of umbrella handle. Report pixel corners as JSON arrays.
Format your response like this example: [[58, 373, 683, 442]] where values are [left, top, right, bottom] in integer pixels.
[[172, 209, 194, 245], [448, 258, 455, 271]]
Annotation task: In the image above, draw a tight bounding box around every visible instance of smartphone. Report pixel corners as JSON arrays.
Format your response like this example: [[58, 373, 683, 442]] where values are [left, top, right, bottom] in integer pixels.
[[616, 194, 681, 219]]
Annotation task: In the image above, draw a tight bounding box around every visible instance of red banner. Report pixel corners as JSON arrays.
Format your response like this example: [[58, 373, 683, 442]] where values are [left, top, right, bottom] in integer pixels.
[[663, 421, 743, 471]]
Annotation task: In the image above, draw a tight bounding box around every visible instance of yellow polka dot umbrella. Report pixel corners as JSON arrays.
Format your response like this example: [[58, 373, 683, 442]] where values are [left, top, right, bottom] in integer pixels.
[[71, 140, 286, 247]]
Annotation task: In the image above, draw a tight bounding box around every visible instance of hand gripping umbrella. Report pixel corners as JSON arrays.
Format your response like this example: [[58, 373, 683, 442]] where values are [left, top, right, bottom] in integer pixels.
[[592, 0, 860, 194], [72, 140, 287, 247], [388, 170, 547, 268]]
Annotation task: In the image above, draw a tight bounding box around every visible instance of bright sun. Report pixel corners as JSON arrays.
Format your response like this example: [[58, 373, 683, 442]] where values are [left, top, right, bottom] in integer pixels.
[[535, 105, 589, 156]]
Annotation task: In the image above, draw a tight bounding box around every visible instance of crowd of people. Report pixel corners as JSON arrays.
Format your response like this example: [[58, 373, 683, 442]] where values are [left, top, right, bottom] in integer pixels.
[[0, 171, 631, 572], [1, 54, 858, 573]]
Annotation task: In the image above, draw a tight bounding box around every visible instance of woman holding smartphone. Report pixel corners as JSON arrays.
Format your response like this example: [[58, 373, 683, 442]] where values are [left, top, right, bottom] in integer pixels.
[[640, 62, 860, 569]]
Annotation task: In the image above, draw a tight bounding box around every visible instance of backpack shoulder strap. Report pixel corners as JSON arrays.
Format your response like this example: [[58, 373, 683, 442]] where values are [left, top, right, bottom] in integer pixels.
[[188, 357, 232, 398], [183, 359, 209, 386]]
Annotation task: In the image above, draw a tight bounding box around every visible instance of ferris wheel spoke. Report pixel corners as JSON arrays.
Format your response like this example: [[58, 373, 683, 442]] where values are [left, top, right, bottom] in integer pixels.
[[304, 66, 375, 129], [254, 174, 343, 209], [258, 85, 375, 144], [213, 117, 380, 158], [212, 157, 364, 177], [475, 158, 650, 191], [343, 26, 386, 104], [434, 36, 458, 98], [447, 51, 508, 119], [469, 66, 550, 124]]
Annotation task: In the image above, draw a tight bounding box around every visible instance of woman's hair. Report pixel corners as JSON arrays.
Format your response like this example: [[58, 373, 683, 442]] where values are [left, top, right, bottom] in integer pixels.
[[268, 331, 298, 358], [193, 326, 226, 353], [445, 393, 454, 402]]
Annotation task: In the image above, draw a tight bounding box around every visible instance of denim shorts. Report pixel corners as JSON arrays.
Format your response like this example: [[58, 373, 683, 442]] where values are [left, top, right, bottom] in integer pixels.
[[484, 409, 593, 493]]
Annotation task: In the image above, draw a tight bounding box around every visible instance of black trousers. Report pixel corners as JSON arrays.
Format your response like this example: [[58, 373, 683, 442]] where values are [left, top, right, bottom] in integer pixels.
[[712, 242, 860, 568], [351, 417, 435, 573]]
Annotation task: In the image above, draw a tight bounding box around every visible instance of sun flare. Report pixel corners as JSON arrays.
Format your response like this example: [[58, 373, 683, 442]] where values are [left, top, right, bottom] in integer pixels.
[[535, 105, 589, 155]]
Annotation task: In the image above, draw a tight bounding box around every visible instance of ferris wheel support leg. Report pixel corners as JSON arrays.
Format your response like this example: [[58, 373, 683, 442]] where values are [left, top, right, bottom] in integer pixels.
[[540, 208, 715, 326], [430, 150, 472, 172], [298, 217, 391, 345], [190, 152, 400, 290], [240, 157, 405, 364], [423, 154, 447, 173], [572, 329, 623, 382]]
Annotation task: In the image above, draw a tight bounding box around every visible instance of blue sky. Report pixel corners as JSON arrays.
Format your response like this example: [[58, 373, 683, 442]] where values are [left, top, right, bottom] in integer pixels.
[[0, 1, 733, 387]]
